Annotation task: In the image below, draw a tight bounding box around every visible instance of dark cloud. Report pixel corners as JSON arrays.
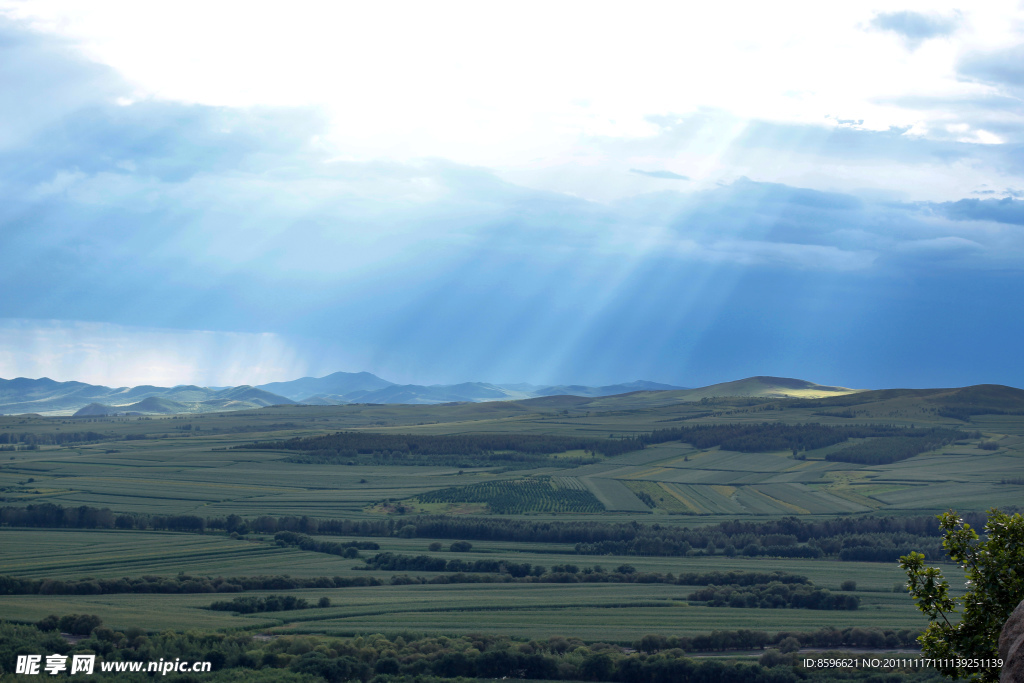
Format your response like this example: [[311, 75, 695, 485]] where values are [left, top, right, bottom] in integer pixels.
[[0, 18, 329, 184], [936, 197, 1024, 226], [958, 45, 1024, 92], [0, 19, 123, 149], [629, 168, 689, 180], [1, 102, 328, 184], [726, 177, 862, 210], [869, 11, 960, 47]]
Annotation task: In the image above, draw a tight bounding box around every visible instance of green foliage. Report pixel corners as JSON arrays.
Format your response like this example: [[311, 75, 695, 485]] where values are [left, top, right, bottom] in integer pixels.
[[813, 409, 857, 418], [238, 422, 969, 470], [0, 572, 383, 596], [238, 430, 630, 464], [0, 501, 970, 561], [688, 581, 860, 610], [0, 619, 933, 683], [900, 508, 1024, 681], [363, 551, 538, 577], [35, 613, 102, 635], [417, 478, 605, 514], [207, 595, 311, 613], [825, 429, 962, 465], [273, 530, 378, 557], [648, 423, 960, 455]]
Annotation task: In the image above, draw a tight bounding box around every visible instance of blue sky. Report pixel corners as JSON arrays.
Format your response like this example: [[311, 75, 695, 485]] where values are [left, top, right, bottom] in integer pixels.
[[1, 2, 1023, 389]]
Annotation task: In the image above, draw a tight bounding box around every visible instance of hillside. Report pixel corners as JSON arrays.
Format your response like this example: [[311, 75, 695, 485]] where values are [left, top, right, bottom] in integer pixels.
[[0, 374, 881, 417], [256, 371, 394, 401], [676, 376, 859, 400], [348, 382, 533, 405], [532, 380, 688, 397], [1, 378, 294, 417], [9, 380, 1023, 524]]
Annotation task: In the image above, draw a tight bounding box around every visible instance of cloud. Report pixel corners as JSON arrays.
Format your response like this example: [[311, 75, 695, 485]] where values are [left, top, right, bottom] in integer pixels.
[[699, 240, 877, 271], [869, 10, 960, 48], [0, 19, 124, 150], [1, 100, 328, 185], [632, 110, 1024, 193], [629, 168, 689, 180], [958, 45, 1024, 92], [936, 197, 1024, 225], [0, 319, 306, 386], [3, 15, 1024, 389], [895, 235, 985, 254]]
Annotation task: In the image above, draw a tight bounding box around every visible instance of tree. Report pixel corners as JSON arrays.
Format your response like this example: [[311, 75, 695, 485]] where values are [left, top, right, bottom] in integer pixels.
[[899, 508, 1024, 682]]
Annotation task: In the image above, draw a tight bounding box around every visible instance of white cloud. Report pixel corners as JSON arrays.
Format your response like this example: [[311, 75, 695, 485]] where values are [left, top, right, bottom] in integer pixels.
[[4, 1, 1020, 177]]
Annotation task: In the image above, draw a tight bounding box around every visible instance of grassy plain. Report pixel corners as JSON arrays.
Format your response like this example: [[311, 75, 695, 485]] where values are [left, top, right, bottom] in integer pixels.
[[0, 527, 931, 639], [1, 385, 1021, 644], [0, 581, 930, 641]]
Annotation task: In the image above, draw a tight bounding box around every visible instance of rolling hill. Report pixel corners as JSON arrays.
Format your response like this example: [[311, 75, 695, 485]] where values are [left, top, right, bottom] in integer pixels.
[[257, 374, 688, 405], [256, 371, 394, 401], [0, 378, 295, 417], [2, 373, 861, 416], [672, 376, 858, 400]]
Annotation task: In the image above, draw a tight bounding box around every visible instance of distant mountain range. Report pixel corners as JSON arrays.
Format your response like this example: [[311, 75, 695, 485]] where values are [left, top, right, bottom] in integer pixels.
[[0, 378, 298, 417], [0, 372, 860, 417], [259, 373, 691, 406]]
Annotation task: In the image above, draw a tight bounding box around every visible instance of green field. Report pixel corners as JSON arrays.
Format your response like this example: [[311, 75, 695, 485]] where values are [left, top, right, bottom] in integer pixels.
[[0, 527, 931, 639], [4, 386, 1021, 522], [1, 385, 1021, 649]]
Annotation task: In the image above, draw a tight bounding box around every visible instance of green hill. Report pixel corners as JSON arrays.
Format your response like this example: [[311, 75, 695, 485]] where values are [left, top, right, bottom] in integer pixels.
[[677, 376, 859, 400], [123, 396, 188, 414]]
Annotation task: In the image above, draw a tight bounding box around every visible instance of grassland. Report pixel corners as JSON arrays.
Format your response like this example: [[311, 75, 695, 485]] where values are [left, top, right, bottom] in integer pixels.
[[0, 580, 930, 641], [0, 528, 931, 639], [2, 407, 1018, 519], [1, 385, 1021, 646]]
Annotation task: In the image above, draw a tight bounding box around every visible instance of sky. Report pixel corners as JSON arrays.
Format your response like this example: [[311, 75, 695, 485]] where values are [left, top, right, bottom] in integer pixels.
[[1, 1, 1023, 389]]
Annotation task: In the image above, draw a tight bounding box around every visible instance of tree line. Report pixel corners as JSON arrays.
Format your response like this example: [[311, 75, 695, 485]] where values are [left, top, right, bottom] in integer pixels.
[[207, 595, 329, 614], [2, 502, 990, 563], [416, 477, 604, 514], [824, 430, 963, 465], [0, 430, 108, 446], [0, 573, 383, 596], [360, 555, 819, 589], [0, 568, 826, 598], [361, 552, 542, 577], [236, 430, 636, 465], [273, 530, 378, 557], [634, 625, 922, 652], [688, 581, 859, 610], [236, 422, 972, 466], [0, 618, 940, 683], [937, 405, 1024, 421]]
